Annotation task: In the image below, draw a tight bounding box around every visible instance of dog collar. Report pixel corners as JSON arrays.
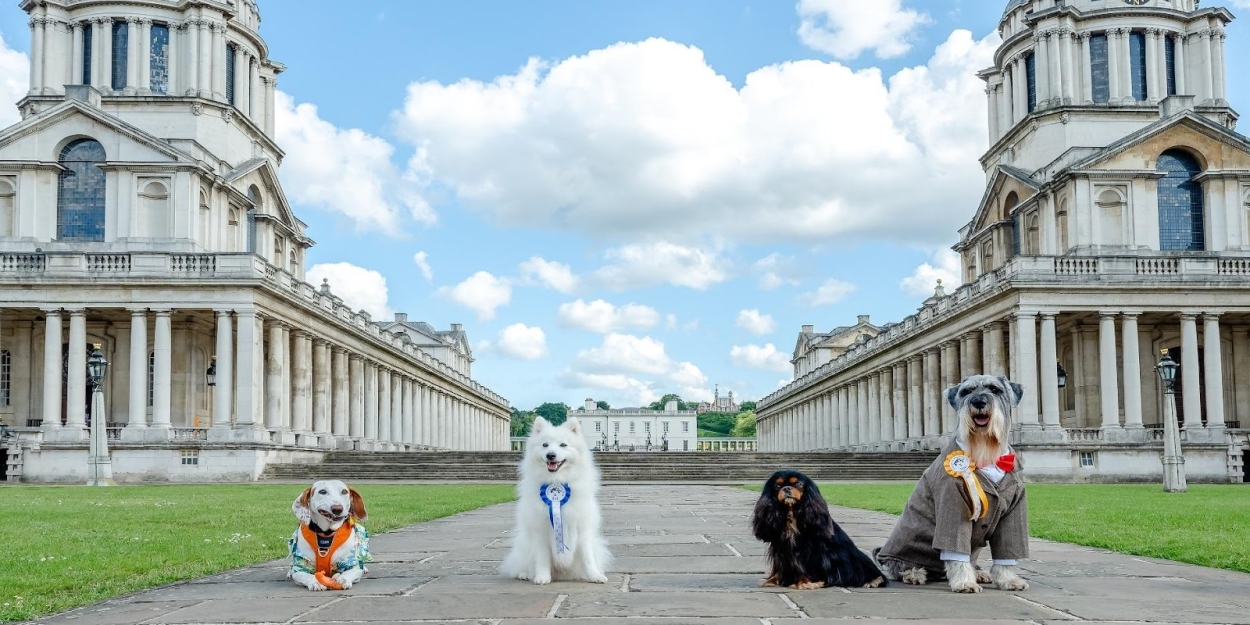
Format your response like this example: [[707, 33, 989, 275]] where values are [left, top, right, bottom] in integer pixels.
[[539, 483, 572, 554], [944, 450, 989, 521]]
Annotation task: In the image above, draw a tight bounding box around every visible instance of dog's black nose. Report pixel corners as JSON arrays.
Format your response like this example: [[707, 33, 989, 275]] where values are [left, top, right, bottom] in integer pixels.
[[330, 505, 344, 515], [970, 396, 988, 409], [546, 452, 557, 461]]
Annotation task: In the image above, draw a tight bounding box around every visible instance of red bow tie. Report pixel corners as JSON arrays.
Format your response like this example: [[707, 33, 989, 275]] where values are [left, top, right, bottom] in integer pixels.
[[995, 454, 1016, 472]]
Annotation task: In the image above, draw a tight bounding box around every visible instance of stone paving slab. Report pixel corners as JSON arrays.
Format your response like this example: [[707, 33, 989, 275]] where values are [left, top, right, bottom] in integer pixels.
[[26, 485, 1250, 625]]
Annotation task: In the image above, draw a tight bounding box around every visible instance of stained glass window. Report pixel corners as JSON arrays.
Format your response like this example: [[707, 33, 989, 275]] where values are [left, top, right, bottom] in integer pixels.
[[56, 139, 107, 241], [1025, 52, 1037, 112], [111, 20, 128, 91], [226, 43, 236, 105], [1129, 31, 1148, 102], [1090, 34, 1110, 104], [1157, 150, 1205, 251], [1165, 36, 1177, 96], [82, 26, 93, 85], [150, 24, 169, 94]]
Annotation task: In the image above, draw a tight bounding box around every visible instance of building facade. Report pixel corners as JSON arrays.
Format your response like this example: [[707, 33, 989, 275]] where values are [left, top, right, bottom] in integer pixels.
[[0, 0, 510, 483], [576, 399, 698, 452], [758, 0, 1250, 484]]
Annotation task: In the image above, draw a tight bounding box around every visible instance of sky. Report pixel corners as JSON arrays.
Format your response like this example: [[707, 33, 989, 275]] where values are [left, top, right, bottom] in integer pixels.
[[1, 0, 1247, 411]]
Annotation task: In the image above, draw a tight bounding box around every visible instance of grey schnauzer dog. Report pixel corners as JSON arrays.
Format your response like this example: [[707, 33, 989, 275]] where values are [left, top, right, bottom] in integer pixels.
[[874, 375, 1031, 593]]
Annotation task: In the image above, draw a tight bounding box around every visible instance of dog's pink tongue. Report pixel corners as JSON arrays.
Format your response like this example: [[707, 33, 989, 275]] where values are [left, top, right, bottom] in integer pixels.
[[546, 461, 560, 472]]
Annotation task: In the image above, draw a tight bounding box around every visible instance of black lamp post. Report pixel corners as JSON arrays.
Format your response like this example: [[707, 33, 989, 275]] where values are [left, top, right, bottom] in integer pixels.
[[1155, 351, 1186, 492], [1056, 362, 1068, 388], [86, 343, 113, 486], [206, 355, 217, 387]]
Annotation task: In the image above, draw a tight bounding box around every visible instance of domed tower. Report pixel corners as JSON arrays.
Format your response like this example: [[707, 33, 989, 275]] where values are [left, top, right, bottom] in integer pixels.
[[1, 0, 308, 275], [956, 0, 1248, 281]]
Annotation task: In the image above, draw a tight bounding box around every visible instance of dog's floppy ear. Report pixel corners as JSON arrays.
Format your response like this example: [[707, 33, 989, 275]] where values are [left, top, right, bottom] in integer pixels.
[[532, 416, 550, 434], [1001, 377, 1024, 406], [945, 384, 961, 410], [751, 487, 785, 544], [348, 487, 368, 522], [292, 487, 313, 525], [565, 417, 581, 434]]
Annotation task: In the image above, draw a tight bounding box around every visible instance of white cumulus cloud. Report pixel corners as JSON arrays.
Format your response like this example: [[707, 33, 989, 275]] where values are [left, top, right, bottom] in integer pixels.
[[558, 299, 661, 334], [900, 248, 962, 297], [0, 33, 28, 128], [519, 257, 581, 294], [591, 241, 730, 290], [308, 262, 394, 320], [276, 91, 434, 234], [796, 0, 930, 60], [730, 343, 793, 374], [413, 251, 434, 281], [394, 31, 995, 247], [491, 323, 548, 360], [437, 271, 512, 320], [800, 279, 857, 307], [753, 253, 803, 290], [735, 309, 776, 336], [565, 333, 711, 404]]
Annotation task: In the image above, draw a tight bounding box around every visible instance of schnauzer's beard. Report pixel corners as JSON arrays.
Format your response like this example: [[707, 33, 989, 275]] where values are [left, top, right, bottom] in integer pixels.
[[957, 399, 1010, 469]]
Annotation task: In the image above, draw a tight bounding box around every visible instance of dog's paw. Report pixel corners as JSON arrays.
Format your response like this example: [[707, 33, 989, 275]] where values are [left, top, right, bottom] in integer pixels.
[[532, 573, 552, 585], [863, 576, 886, 588], [900, 568, 927, 585], [991, 565, 1029, 591], [304, 580, 328, 591], [975, 568, 992, 584], [791, 579, 825, 590], [759, 574, 780, 587], [587, 572, 608, 584], [332, 574, 354, 590], [950, 580, 983, 593]]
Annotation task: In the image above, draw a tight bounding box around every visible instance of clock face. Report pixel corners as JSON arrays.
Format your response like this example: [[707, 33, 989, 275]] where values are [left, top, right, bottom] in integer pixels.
[[1123, 0, 1149, 5]]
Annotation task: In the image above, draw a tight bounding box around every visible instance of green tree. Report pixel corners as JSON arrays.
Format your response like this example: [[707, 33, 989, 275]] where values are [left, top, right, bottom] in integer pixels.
[[739, 400, 757, 412], [596, 400, 611, 410], [648, 394, 688, 411], [510, 409, 535, 437], [697, 412, 736, 436], [533, 402, 570, 426], [730, 410, 757, 437]]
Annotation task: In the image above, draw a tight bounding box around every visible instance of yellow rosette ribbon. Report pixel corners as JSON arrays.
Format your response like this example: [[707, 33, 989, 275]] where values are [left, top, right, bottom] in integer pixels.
[[944, 450, 989, 521]]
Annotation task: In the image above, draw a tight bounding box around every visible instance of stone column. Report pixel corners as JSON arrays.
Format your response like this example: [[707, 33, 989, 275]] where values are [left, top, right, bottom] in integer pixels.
[[1098, 312, 1122, 431], [1146, 28, 1161, 102], [1039, 313, 1062, 428], [1234, 327, 1250, 427], [292, 331, 314, 446], [1014, 312, 1041, 427], [1060, 28, 1075, 103], [167, 23, 178, 94], [940, 342, 959, 434], [430, 389, 442, 448], [989, 322, 1009, 376], [41, 309, 63, 430], [250, 59, 262, 123], [265, 322, 286, 435], [66, 310, 87, 429], [1198, 30, 1213, 103], [71, 21, 84, 84], [1121, 313, 1144, 430], [1107, 29, 1122, 103], [866, 375, 881, 444], [150, 310, 172, 433], [1212, 29, 1226, 102], [125, 309, 148, 436], [212, 311, 233, 431], [263, 76, 276, 136], [880, 368, 894, 443], [364, 362, 379, 445], [923, 349, 940, 437], [419, 384, 431, 446], [986, 85, 999, 141], [233, 45, 248, 111], [391, 372, 404, 446], [124, 17, 139, 94], [29, 17, 45, 94], [830, 388, 843, 448], [1174, 33, 1187, 96], [332, 348, 349, 442], [963, 334, 981, 377], [1180, 314, 1202, 428], [907, 356, 922, 439], [1002, 60, 1014, 126], [1035, 32, 1051, 107], [401, 377, 413, 447], [312, 339, 332, 447], [846, 384, 859, 447], [138, 18, 152, 93], [1204, 314, 1226, 433], [892, 363, 907, 442], [197, 20, 212, 96], [210, 22, 226, 101], [348, 354, 365, 442], [1079, 32, 1093, 103], [376, 367, 391, 446], [185, 19, 199, 95]]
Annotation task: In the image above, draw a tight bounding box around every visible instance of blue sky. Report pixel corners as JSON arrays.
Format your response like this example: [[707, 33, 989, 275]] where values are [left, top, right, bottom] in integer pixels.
[[1, 1, 1247, 411]]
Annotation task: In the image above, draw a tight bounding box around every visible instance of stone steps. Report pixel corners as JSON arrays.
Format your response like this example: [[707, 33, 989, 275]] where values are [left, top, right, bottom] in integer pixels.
[[262, 450, 936, 482]]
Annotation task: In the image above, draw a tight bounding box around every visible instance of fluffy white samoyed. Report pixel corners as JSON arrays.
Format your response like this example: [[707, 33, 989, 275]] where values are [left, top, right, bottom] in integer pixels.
[[501, 416, 611, 584]]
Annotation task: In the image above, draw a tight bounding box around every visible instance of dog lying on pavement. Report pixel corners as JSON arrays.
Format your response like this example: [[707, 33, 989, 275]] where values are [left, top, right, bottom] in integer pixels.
[[288, 479, 372, 591]]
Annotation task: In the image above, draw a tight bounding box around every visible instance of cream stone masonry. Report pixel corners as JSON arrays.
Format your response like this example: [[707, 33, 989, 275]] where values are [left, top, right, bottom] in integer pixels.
[[573, 399, 700, 453], [760, 0, 1250, 484], [0, 0, 509, 483]]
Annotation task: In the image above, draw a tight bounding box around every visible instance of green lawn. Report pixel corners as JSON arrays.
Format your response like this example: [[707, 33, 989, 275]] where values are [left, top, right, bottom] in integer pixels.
[[812, 483, 1250, 574], [0, 484, 515, 623]]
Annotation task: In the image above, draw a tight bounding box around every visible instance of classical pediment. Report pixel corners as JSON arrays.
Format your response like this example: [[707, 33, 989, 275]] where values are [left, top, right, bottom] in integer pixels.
[[0, 99, 196, 165], [1063, 112, 1250, 174], [223, 157, 307, 240], [960, 166, 1041, 245]]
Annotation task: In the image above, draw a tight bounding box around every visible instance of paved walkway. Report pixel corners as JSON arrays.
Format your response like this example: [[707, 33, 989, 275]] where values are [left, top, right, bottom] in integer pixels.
[[34, 485, 1250, 625]]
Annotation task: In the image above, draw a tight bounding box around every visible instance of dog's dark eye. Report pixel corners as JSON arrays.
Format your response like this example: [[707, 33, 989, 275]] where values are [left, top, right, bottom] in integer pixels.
[[560, 443, 568, 447], [341, 490, 348, 495], [318, 489, 327, 495], [542, 443, 549, 447], [990, 387, 1002, 394], [959, 388, 972, 397]]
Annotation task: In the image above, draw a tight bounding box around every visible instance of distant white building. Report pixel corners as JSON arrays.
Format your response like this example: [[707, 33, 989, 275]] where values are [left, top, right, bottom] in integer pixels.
[[575, 398, 698, 452]]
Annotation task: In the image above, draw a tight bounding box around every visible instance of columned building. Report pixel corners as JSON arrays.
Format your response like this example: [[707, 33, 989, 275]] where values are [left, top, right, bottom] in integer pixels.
[[0, 0, 510, 483], [758, 0, 1250, 484], [576, 399, 698, 452]]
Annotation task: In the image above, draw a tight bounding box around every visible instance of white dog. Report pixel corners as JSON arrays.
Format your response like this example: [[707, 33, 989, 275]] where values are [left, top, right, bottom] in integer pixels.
[[501, 416, 611, 585], [288, 479, 372, 591]]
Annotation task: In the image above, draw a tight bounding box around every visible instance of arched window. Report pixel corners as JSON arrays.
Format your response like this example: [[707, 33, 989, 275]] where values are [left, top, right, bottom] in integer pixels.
[[1097, 189, 1126, 246], [1057, 199, 1070, 252], [227, 207, 240, 252], [1026, 212, 1040, 254], [273, 237, 284, 268], [57, 139, 107, 241], [1157, 150, 1205, 251], [0, 178, 14, 237], [289, 250, 299, 277], [139, 180, 170, 238], [981, 240, 994, 270], [150, 24, 170, 94]]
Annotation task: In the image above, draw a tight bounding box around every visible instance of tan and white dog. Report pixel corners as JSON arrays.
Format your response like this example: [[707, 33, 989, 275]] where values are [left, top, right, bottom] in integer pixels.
[[288, 480, 372, 591]]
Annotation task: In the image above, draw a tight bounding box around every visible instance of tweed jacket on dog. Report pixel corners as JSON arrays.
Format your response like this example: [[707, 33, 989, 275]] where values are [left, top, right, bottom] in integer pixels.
[[876, 440, 1029, 572]]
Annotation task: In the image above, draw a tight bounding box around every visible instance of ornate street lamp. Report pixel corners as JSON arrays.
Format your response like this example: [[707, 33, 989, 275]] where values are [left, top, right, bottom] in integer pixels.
[[206, 355, 217, 387], [1056, 362, 1068, 389], [86, 344, 114, 487], [1155, 351, 1186, 493]]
